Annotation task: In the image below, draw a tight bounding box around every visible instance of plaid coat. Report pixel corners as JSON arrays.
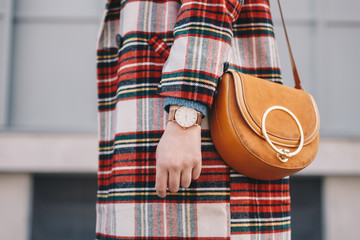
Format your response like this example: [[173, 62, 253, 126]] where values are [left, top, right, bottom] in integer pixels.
[[96, 0, 291, 239]]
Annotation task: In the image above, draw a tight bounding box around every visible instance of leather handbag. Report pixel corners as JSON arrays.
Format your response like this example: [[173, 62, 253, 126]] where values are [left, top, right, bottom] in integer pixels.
[[209, 0, 320, 180]]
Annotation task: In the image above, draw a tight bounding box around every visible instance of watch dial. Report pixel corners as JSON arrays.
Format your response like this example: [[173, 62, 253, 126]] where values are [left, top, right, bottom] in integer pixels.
[[175, 106, 198, 128]]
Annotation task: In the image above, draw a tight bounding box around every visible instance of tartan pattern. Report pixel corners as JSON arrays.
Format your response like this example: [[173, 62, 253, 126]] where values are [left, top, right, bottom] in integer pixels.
[[96, 0, 290, 239], [148, 35, 171, 59]]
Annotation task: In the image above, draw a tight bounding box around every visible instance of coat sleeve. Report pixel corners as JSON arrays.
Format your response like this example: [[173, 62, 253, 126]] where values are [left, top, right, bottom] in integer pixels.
[[156, 0, 243, 109]]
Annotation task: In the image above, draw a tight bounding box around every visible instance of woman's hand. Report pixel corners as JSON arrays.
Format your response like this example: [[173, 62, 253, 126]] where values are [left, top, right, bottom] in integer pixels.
[[155, 110, 202, 198]]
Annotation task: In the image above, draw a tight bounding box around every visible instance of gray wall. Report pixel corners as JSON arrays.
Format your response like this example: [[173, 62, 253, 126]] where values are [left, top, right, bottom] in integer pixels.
[[0, 0, 106, 132]]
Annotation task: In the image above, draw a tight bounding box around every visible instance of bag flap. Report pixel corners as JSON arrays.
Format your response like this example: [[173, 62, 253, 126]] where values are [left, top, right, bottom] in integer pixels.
[[232, 71, 320, 147]]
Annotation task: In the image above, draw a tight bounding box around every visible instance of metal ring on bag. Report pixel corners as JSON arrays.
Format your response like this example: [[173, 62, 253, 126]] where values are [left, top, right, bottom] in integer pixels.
[[261, 106, 304, 163]]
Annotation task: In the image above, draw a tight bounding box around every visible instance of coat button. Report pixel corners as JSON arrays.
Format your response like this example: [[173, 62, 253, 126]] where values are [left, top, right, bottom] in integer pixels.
[[223, 62, 229, 72], [116, 34, 122, 48]]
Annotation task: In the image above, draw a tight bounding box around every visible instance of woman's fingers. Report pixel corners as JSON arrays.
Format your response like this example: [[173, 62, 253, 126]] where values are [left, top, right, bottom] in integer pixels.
[[156, 164, 201, 198], [155, 167, 168, 198], [168, 169, 181, 193], [192, 160, 202, 180], [180, 168, 192, 188]]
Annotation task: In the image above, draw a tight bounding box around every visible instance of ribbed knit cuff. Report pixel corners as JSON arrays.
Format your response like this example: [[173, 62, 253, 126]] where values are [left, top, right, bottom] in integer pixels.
[[164, 97, 208, 118]]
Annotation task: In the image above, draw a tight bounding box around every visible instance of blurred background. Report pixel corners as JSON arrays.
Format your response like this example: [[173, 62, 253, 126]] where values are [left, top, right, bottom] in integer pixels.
[[0, 0, 359, 239]]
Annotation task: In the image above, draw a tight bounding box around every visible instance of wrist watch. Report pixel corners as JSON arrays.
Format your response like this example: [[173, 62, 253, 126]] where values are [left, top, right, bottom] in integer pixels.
[[168, 106, 202, 129]]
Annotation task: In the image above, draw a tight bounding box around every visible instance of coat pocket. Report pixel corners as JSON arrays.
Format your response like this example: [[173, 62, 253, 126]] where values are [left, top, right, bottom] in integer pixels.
[[148, 35, 171, 59]]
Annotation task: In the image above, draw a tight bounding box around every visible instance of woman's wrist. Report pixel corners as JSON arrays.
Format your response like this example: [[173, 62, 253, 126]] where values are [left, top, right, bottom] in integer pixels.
[[169, 105, 180, 112]]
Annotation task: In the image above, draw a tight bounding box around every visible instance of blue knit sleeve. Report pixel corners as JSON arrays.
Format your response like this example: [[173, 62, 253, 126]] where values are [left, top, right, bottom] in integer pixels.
[[164, 97, 208, 118]]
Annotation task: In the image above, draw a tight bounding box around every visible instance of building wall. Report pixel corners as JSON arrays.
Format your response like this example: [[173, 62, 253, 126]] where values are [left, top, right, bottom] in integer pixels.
[[0, 173, 32, 240], [1, 0, 360, 239]]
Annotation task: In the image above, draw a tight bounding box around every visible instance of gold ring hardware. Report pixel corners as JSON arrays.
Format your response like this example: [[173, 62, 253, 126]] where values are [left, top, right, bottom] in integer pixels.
[[276, 149, 291, 163], [261, 106, 304, 163]]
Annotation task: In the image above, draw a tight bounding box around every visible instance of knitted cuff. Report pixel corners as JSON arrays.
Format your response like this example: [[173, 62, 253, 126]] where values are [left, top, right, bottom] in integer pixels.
[[164, 97, 208, 118]]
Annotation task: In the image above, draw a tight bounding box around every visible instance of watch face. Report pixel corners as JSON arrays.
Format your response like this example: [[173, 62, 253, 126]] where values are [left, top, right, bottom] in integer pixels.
[[175, 106, 198, 128]]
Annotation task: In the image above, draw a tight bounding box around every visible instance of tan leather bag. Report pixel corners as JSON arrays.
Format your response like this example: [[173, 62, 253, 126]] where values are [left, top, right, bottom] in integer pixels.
[[209, 0, 320, 180]]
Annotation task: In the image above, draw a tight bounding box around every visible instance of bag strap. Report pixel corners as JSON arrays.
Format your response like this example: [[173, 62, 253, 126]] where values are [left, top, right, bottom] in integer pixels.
[[277, 0, 303, 90]]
